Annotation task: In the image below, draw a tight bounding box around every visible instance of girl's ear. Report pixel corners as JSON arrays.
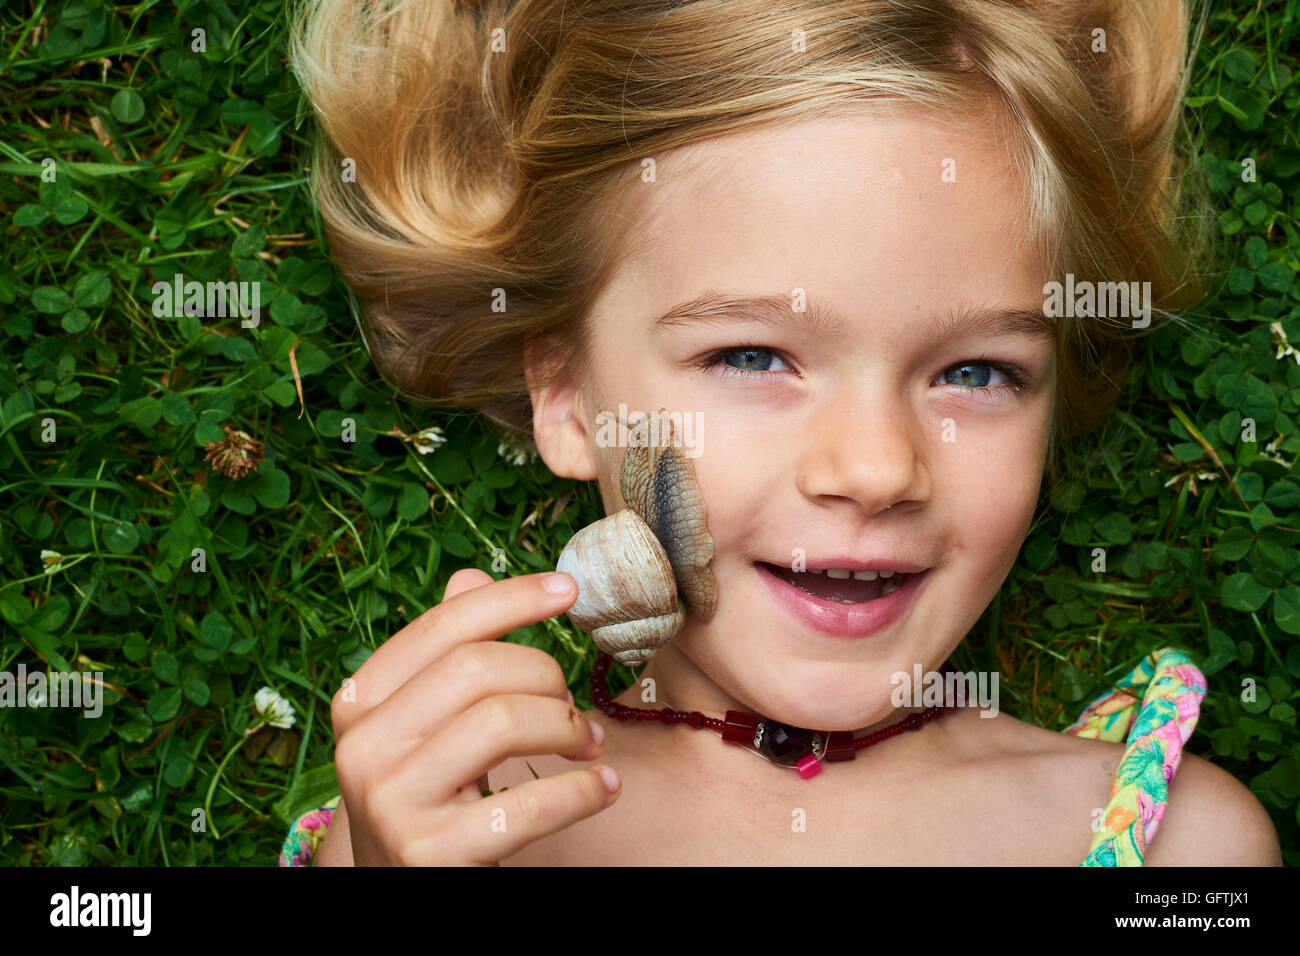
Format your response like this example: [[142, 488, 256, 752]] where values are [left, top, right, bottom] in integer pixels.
[[524, 336, 599, 482]]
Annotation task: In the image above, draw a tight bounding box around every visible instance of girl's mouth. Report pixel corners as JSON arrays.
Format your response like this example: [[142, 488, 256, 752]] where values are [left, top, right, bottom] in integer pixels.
[[755, 562, 912, 603], [753, 561, 931, 639]]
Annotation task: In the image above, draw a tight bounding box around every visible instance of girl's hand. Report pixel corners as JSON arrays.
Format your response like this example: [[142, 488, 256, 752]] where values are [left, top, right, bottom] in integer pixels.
[[328, 568, 619, 866]]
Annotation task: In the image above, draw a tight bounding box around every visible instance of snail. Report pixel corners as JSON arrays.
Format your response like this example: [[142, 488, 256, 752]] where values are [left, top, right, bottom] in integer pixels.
[[555, 408, 717, 665]]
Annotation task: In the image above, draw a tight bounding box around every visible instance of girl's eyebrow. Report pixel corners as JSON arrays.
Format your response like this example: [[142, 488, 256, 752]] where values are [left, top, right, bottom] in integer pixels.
[[650, 292, 849, 336], [649, 291, 1056, 343], [932, 304, 1057, 343]]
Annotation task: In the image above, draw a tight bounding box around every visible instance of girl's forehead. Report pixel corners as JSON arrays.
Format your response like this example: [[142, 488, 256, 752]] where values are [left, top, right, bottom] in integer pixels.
[[589, 106, 1044, 336], [613, 100, 1021, 221]]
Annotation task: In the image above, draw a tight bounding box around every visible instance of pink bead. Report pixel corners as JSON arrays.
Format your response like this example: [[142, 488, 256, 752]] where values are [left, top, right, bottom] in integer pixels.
[[796, 754, 821, 779]]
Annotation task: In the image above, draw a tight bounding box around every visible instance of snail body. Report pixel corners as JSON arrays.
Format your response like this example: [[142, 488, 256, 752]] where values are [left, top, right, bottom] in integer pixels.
[[555, 409, 717, 664]]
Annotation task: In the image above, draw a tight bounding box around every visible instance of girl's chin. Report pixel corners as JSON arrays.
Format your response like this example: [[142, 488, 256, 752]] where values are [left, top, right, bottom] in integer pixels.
[[678, 623, 949, 727], [714, 666, 920, 731], [743, 697, 903, 733]]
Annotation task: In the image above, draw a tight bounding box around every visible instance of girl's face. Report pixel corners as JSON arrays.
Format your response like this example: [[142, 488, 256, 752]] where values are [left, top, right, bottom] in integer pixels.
[[532, 104, 1057, 730]]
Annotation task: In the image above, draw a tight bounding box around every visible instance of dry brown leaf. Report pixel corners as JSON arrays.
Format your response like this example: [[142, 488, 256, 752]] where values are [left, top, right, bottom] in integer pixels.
[[548, 490, 574, 524], [242, 726, 274, 763], [266, 730, 301, 767], [89, 114, 113, 148]]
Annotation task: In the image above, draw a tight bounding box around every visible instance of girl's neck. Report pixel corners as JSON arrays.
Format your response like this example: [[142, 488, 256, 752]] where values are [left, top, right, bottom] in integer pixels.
[[604, 642, 972, 791], [612, 641, 941, 739]]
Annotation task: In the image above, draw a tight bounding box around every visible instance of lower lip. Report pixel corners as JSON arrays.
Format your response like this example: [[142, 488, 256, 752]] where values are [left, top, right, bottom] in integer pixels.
[[755, 563, 929, 638]]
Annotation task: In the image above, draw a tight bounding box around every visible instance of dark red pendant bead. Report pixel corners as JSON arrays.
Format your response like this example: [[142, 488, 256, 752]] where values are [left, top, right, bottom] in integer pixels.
[[755, 721, 817, 766]]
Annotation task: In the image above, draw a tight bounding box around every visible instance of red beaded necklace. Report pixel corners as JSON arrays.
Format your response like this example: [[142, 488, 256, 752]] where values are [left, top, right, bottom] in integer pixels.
[[590, 652, 961, 780]]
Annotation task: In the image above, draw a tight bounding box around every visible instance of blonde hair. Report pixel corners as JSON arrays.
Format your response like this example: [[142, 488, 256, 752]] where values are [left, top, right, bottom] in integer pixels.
[[289, 0, 1210, 483]]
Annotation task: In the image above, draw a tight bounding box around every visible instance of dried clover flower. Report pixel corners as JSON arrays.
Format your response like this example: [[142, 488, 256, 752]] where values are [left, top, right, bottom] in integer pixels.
[[204, 425, 265, 479]]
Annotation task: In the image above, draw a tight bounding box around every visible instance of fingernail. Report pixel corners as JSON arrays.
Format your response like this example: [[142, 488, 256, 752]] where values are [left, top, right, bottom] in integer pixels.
[[542, 572, 572, 595], [588, 719, 605, 746], [595, 765, 620, 794]]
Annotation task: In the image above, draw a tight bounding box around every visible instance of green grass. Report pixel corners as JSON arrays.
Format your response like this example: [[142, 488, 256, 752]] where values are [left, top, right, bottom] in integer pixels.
[[1, 0, 1298, 866]]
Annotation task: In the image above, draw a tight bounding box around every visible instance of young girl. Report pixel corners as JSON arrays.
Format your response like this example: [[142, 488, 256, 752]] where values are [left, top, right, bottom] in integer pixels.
[[279, 0, 1282, 866]]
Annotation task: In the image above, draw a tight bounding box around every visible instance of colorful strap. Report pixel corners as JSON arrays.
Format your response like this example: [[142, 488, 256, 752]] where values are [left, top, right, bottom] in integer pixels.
[[1065, 646, 1206, 867], [279, 795, 340, 867]]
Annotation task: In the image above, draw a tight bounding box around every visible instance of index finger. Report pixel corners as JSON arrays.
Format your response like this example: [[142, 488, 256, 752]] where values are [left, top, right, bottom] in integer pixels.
[[332, 569, 577, 730]]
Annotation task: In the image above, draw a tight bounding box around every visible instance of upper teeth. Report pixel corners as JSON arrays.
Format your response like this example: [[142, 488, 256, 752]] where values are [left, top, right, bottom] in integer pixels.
[[819, 568, 899, 579]]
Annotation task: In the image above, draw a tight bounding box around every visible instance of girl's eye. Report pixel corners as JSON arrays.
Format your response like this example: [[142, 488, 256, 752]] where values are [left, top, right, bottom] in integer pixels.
[[935, 359, 1029, 396], [696, 345, 792, 381], [698, 346, 1031, 397]]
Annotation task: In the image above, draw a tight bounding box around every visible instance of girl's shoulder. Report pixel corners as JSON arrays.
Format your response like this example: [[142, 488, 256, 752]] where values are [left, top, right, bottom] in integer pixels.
[[932, 646, 1277, 866], [1138, 750, 1283, 866], [1054, 646, 1278, 866], [956, 707, 1280, 866]]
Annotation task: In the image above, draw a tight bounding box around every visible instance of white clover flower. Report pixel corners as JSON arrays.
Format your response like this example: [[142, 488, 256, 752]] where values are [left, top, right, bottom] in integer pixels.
[[253, 686, 297, 729], [497, 437, 537, 467], [1262, 436, 1293, 469], [40, 550, 64, 574], [1163, 470, 1218, 490], [412, 426, 447, 455], [1270, 322, 1300, 366]]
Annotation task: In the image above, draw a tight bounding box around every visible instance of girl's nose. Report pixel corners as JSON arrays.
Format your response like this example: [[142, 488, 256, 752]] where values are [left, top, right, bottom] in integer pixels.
[[793, 392, 931, 516]]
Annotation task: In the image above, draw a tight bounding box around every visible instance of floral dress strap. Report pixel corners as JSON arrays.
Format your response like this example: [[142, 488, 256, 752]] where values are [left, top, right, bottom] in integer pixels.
[[1064, 647, 1206, 867], [279, 795, 341, 867]]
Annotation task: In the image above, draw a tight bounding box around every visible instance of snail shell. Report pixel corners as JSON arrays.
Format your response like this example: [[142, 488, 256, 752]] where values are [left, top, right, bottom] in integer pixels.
[[555, 509, 684, 665], [555, 408, 717, 664]]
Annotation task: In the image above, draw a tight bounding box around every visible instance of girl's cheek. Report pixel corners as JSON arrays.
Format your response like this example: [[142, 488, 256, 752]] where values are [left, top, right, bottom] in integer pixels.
[[933, 412, 1049, 559]]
